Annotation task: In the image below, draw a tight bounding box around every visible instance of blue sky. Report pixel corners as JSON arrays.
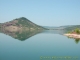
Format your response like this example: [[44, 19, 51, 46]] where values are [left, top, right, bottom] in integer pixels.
[[0, 0, 80, 26]]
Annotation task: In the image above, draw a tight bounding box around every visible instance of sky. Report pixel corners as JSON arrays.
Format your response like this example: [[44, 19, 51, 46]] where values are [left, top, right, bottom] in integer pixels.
[[0, 0, 80, 26]]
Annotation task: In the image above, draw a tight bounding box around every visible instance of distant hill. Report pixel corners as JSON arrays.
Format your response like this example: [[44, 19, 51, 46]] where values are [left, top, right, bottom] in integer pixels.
[[64, 25, 80, 31], [43, 26, 57, 29], [43, 26, 70, 30], [0, 17, 80, 32], [0, 17, 46, 32], [43, 25, 80, 32]]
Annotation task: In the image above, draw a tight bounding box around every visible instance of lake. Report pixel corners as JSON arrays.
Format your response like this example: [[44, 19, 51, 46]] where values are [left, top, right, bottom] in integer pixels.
[[0, 30, 80, 60]]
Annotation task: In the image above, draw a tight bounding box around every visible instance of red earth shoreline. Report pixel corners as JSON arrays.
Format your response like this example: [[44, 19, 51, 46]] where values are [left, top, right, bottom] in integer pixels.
[[64, 33, 80, 39]]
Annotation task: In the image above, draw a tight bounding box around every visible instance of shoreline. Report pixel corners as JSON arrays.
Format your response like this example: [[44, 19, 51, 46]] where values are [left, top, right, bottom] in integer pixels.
[[64, 33, 80, 39]]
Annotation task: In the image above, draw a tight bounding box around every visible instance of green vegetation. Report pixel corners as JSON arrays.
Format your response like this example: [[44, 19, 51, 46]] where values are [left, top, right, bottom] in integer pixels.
[[15, 17, 46, 30], [74, 28, 80, 34], [66, 28, 80, 44], [16, 17, 29, 27], [0, 24, 1, 28], [64, 25, 80, 32], [67, 28, 80, 34]]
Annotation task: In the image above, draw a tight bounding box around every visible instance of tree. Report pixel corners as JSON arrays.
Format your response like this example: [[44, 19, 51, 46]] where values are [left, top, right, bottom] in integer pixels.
[[74, 28, 80, 34]]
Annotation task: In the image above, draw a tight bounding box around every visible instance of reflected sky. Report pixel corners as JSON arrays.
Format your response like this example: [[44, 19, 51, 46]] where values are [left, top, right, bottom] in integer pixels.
[[0, 32, 80, 60], [0, 30, 80, 60]]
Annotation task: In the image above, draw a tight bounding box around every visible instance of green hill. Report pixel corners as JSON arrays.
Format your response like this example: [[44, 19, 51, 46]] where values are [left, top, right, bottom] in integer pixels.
[[64, 25, 80, 31], [0, 17, 46, 32]]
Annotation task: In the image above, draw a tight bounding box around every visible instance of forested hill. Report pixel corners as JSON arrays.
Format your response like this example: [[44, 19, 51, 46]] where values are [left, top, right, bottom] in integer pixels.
[[64, 25, 80, 31]]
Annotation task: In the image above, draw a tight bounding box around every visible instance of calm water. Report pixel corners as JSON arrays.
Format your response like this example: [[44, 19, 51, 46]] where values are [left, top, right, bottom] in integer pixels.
[[0, 30, 80, 60]]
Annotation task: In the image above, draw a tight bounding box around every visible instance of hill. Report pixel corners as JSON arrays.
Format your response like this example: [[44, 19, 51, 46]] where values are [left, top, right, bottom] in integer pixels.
[[0, 17, 46, 32], [64, 25, 80, 31]]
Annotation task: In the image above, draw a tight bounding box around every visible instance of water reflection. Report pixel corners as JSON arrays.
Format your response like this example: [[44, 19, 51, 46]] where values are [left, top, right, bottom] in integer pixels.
[[0, 29, 80, 44], [75, 39, 80, 44], [0, 29, 66, 41], [0, 29, 43, 41], [67, 36, 80, 44], [42, 30, 66, 34]]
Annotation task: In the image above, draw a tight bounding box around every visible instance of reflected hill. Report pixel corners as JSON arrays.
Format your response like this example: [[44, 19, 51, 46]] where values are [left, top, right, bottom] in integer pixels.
[[41, 30, 66, 34], [0, 29, 43, 41]]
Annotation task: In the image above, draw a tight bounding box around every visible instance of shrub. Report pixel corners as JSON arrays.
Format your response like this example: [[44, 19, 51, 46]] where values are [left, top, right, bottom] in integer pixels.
[[74, 28, 80, 34]]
